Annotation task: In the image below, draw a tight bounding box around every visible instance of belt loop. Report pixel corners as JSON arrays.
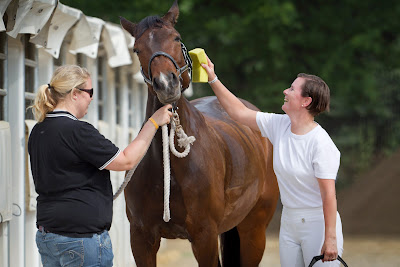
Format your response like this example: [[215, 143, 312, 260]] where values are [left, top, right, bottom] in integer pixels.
[[38, 225, 49, 233]]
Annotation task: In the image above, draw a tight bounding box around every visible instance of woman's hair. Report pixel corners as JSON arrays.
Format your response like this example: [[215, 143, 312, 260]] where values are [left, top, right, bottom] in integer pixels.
[[31, 65, 90, 122], [297, 73, 330, 116]]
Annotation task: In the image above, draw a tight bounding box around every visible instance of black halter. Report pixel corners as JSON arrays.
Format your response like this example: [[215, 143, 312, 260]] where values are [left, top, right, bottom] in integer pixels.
[[140, 42, 192, 88]]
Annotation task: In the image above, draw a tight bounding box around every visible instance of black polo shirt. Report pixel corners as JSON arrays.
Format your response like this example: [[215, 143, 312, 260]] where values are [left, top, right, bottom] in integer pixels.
[[28, 111, 120, 237]]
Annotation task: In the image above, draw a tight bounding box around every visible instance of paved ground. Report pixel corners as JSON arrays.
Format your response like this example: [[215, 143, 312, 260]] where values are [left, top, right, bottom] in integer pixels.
[[157, 235, 400, 267]]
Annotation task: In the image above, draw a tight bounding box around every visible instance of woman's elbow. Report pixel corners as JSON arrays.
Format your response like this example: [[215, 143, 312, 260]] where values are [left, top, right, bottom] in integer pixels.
[[106, 155, 136, 171], [120, 161, 136, 171]]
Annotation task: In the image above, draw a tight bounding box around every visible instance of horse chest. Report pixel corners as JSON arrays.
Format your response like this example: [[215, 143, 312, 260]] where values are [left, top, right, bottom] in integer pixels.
[[159, 223, 191, 240]]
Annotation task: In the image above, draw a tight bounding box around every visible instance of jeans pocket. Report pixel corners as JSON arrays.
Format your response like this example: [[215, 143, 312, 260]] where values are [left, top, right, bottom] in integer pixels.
[[36, 231, 48, 266], [100, 232, 114, 266], [56, 240, 84, 267], [100, 232, 112, 250]]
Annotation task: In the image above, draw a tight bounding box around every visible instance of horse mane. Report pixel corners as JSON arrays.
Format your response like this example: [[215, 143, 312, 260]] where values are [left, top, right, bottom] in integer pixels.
[[135, 16, 165, 39]]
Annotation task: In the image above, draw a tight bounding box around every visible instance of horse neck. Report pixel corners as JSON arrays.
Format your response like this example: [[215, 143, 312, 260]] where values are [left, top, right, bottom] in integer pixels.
[[145, 92, 163, 120]]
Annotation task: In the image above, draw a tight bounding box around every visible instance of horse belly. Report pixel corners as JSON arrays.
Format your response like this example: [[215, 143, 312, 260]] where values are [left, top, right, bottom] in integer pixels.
[[219, 180, 261, 233], [211, 122, 268, 233]]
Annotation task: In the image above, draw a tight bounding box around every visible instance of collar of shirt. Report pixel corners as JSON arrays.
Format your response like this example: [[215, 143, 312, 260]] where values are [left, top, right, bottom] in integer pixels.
[[46, 110, 78, 121]]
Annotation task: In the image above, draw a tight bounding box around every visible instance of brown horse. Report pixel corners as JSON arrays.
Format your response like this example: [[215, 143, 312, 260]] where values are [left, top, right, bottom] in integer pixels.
[[120, 1, 279, 266]]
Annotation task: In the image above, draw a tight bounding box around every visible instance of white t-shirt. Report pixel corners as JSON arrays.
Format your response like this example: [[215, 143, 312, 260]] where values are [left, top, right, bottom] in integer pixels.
[[256, 112, 340, 209]]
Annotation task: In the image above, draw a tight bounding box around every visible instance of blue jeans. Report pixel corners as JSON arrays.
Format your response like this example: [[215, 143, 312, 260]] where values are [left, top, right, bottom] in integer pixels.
[[36, 228, 114, 267]]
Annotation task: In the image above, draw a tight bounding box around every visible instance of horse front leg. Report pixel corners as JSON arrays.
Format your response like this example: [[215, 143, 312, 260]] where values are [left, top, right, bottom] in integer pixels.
[[129, 224, 161, 267], [189, 225, 220, 267]]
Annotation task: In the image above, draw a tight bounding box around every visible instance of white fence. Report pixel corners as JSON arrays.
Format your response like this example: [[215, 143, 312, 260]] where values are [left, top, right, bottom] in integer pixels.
[[0, 1, 156, 266]]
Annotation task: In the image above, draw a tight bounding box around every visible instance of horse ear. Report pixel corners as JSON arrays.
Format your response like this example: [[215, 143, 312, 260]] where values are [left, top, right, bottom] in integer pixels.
[[162, 0, 179, 26], [120, 16, 137, 37]]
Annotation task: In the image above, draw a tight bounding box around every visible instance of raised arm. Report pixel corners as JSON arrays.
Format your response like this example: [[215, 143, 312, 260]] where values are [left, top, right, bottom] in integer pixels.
[[105, 104, 173, 171], [201, 55, 259, 131]]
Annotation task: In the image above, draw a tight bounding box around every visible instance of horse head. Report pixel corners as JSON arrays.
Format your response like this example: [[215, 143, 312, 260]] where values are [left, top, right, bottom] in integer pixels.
[[120, 0, 191, 105]]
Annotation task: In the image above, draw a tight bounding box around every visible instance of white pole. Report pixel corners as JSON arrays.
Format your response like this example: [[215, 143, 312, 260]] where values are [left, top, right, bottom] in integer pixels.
[[86, 57, 99, 128], [8, 34, 26, 267], [0, 223, 10, 267]]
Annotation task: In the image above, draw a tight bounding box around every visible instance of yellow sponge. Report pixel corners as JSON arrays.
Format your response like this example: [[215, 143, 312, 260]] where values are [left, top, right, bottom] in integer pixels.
[[189, 48, 208, 83]]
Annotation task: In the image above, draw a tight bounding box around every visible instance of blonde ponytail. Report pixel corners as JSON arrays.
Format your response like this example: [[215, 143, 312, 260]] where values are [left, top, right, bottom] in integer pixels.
[[31, 84, 57, 122]]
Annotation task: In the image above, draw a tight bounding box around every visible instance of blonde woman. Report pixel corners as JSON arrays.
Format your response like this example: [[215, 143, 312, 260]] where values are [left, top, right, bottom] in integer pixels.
[[202, 56, 343, 267], [28, 65, 172, 267]]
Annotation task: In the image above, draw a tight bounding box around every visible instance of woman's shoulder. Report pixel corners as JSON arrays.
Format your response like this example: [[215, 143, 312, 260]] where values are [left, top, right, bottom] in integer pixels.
[[314, 125, 333, 142], [257, 112, 290, 125], [313, 125, 340, 153], [273, 113, 291, 130], [72, 120, 100, 136], [256, 112, 290, 131], [60, 118, 94, 133]]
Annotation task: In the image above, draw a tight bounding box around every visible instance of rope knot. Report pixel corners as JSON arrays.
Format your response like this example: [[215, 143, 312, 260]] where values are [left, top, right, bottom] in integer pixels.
[[176, 128, 196, 148]]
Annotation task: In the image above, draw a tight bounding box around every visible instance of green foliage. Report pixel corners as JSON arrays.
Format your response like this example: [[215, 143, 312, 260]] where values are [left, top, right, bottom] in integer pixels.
[[61, 0, 400, 186]]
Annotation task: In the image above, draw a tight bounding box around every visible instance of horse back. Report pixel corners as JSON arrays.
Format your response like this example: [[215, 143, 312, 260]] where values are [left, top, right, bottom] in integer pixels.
[[190, 96, 260, 122]]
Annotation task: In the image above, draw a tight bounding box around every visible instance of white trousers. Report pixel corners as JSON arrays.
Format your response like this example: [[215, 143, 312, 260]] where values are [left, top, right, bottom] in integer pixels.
[[279, 206, 344, 267]]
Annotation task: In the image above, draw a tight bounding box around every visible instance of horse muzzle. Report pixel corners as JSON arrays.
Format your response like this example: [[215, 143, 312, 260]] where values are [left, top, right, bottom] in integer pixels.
[[153, 72, 182, 104]]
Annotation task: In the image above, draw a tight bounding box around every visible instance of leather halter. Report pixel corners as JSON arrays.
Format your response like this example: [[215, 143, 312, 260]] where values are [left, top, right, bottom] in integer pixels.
[[140, 42, 192, 88]]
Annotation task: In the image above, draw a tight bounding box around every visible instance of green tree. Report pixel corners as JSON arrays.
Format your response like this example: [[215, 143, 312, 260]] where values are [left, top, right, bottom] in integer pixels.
[[61, 0, 400, 186]]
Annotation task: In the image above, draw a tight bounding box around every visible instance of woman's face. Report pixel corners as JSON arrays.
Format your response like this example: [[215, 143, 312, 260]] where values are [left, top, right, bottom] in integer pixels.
[[75, 78, 93, 119], [282, 77, 307, 115]]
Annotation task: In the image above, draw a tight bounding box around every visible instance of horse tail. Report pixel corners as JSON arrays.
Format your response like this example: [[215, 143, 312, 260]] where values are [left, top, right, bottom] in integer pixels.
[[220, 227, 241, 267]]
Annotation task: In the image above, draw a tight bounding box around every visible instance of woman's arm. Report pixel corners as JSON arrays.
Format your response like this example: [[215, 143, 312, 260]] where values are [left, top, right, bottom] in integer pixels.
[[105, 104, 173, 171], [201, 55, 259, 131], [317, 178, 338, 262]]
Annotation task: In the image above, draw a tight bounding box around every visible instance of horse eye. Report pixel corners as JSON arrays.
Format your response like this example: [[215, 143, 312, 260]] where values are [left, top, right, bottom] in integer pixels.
[[175, 36, 181, 42], [133, 48, 140, 54]]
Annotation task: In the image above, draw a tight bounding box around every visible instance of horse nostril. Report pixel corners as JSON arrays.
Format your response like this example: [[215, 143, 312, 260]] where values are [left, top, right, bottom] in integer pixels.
[[170, 72, 178, 86], [170, 72, 177, 81], [152, 78, 159, 90]]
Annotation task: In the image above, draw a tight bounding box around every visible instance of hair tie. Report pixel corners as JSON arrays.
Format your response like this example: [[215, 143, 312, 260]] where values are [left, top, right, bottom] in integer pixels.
[[47, 84, 52, 90]]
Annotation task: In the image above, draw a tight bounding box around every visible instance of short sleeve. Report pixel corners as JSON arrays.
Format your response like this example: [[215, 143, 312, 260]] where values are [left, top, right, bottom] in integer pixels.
[[75, 122, 120, 170], [256, 112, 288, 145], [312, 139, 340, 180], [256, 112, 273, 139]]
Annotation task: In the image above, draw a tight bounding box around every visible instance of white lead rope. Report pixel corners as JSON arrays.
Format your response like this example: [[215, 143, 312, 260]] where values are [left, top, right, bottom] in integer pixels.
[[161, 124, 171, 221], [113, 112, 195, 223], [113, 167, 136, 201], [162, 112, 196, 222]]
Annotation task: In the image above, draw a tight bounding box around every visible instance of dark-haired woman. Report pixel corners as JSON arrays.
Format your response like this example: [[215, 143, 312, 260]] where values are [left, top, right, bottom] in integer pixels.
[[202, 56, 343, 267]]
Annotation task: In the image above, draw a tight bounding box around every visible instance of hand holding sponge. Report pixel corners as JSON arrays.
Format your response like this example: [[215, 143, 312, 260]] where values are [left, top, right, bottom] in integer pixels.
[[189, 48, 208, 83]]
